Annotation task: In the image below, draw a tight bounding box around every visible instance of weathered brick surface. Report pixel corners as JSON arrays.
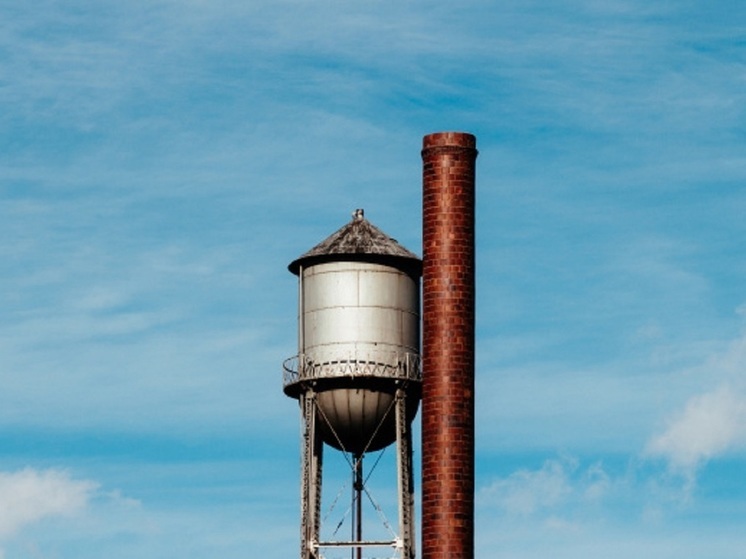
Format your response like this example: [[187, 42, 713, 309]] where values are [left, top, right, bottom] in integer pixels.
[[421, 132, 477, 559]]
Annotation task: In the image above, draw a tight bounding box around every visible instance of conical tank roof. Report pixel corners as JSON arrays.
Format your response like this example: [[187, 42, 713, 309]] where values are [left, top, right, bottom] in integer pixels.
[[288, 209, 421, 276]]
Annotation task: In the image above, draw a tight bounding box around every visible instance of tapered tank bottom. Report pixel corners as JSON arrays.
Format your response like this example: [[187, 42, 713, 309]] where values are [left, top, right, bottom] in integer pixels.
[[285, 377, 420, 454]]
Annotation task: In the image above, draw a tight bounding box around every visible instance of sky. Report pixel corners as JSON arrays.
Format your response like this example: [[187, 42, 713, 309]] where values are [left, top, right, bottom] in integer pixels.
[[1, 0, 745, 557]]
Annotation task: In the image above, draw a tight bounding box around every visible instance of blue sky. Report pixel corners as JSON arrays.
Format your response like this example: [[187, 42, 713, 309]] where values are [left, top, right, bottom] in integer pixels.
[[1, 1, 745, 557]]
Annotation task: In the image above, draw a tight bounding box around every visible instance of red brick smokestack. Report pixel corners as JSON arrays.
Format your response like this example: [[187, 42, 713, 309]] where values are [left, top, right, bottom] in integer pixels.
[[421, 132, 477, 559]]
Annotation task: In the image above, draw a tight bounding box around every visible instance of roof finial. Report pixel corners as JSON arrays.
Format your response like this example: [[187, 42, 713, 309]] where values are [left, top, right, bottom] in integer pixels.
[[353, 208, 365, 221]]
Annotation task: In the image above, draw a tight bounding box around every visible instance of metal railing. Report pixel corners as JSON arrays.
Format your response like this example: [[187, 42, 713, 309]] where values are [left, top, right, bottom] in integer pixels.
[[283, 350, 421, 387]]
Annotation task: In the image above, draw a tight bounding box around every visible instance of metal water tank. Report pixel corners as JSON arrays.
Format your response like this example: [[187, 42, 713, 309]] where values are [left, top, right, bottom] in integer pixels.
[[283, 209, 422, 453]]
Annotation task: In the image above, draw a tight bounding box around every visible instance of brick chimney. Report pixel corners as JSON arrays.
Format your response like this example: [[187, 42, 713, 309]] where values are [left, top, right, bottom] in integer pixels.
[[421, 132, 477, 559]]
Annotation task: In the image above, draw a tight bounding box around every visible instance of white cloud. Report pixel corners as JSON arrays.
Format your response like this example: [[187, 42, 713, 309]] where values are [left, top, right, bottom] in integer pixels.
[[478, 456, 619, 529], [479, 457, 577, 516], [0, 468, 97, 539], [644, 328, 746, 480], [582, 461, 611, 501], [645, 384, 746, 476]]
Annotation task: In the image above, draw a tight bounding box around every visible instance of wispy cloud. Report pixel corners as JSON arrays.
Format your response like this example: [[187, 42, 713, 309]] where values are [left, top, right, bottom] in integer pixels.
[[645, 330, 746, 482], [480, 457, 574, 517], [0, 468, 96, 539], [646, 385, 746, 478], [479, 455, 612, 520]]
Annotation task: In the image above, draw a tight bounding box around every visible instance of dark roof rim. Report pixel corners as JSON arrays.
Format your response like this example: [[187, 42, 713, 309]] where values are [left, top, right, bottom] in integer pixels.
[[288, 252, 422, 276]]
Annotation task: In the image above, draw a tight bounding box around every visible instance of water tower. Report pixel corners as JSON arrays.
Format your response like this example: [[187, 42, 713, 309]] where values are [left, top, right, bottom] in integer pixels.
[[283, 208, 422, 559]]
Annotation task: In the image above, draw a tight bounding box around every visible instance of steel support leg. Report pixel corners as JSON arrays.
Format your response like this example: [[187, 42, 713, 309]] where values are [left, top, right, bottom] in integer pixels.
[[300, 391, 323, 559], [395, 387, 416, 559]]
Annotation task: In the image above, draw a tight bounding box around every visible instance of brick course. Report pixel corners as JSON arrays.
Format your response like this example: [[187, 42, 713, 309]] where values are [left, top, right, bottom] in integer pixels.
[[421, 132, 477, 559]]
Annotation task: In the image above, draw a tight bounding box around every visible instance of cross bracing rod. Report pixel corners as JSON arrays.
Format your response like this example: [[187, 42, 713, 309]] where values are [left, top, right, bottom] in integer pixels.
[[317, 540, 399, 547]]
